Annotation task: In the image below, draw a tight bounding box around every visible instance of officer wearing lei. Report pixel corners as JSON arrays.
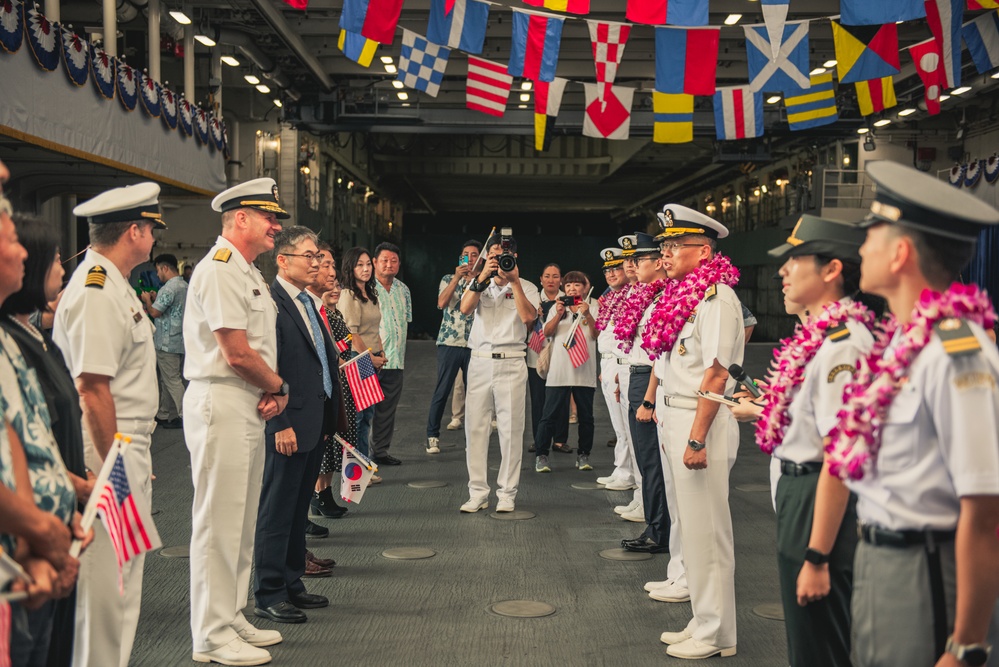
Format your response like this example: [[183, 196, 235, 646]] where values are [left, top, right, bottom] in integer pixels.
[[825, 161, 999, 667]]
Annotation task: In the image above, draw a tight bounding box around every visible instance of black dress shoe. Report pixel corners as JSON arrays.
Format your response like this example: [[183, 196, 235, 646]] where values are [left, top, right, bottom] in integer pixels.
[[289, 592, 329, 609], [621, 535, 648, 548], [255, 601, 307, 624], [373, 454, 401, 466], [623, 537, 669, 554], [607, 438, 617, 448], [311, 488, 348, 518], [305, 520, 329, 538]]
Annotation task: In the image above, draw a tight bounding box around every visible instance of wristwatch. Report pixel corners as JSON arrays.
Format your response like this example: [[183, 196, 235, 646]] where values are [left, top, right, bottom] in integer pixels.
[[946, 636, 991, 666], [803, 548, 830, 565], [275, 381, 289, 397], [687, 439, 706, 451], [469, 278, 489, 292], [641, 400, 655, 410]]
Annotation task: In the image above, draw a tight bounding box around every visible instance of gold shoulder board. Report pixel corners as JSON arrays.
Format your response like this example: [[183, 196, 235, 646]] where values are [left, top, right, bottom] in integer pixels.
[[84, 265, 107, 289], [935, 318, 981, 357], [826, 324, 851, 342], [704, 285, 718, 301], [213, 248, 232, 263]]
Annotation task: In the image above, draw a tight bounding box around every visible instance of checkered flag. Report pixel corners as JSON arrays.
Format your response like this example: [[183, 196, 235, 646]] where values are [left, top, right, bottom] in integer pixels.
[[587, 21, 631, 105], [397, 29, 450, 97]]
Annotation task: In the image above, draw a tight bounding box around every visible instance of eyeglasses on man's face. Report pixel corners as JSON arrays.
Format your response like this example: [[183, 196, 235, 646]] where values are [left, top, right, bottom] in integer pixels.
[[281, 252, 321, 264], [660, 242, 706, 253]]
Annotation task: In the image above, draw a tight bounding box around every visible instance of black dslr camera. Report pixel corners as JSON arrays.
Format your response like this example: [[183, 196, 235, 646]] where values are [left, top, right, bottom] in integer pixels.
[[498, 227, 517, 272], [559, 295, 581, 307]]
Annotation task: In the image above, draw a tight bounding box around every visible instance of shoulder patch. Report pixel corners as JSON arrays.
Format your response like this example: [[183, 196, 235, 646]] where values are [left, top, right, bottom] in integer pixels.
[[213, 248, 232, 263], [826, 324, 851, 342], [827, 363, 856, 383], [934, 318, 981, 357], [84, 265, 107, 289], [704, 285, 718, 301]]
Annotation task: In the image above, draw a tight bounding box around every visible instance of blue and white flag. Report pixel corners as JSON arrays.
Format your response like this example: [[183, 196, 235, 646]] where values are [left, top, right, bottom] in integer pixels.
[[427, 0, 489, 54], [963, 10, 999, 74], [761, 0, 790, 61], [745, 20, 810, 96], [840, 0, 924, 25], [925, 0, 964, 88], [397, 29, 451, 98]]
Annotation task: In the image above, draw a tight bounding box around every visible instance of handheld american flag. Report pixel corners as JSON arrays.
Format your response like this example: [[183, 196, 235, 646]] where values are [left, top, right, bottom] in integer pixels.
[[528, 318, 546, 353], [335, 333, 352, 354], [564, 321, 590, 369], [344, 351, 385, 411]]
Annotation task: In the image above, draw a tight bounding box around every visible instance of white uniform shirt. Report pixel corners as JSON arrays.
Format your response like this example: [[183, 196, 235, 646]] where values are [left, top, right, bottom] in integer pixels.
[[661, 283, 745, 397], [627, 301, 657, 368], [183, 236, 278, 383], [595, 292, 629, 360], [543, 306, 597, 387], [467, 279, 541, 353], [775, 316, 873, 465], [53, 248, 157, 421], [847, 323, 999, 531]]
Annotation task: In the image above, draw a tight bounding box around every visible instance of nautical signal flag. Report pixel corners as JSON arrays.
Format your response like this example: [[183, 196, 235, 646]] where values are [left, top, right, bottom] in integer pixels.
[[840, 0, 925, 25], [427, 0, 489, 54], [908, 38, 945, 114], [831, 21, 900, 84], [528, 318, 546, 353], [564, 323, 590, 369], [854, 76, 897, 116], [397, 30, 450, 98], [338, 30, 379, 68], [969, 0, 999, 8], [714, 86, 763, 141], [924, 0, 964, 88], [466, 56, 513, 117], [344, 352, 385, 411], [524, 0, 590, 15], [583, 83, 634, 140], [339, 0, 404, 45], [508, 9, 564, 83], [654, 26, 719, 96], [282, 0, 308, 8], [963, 10, 999, 74], [534, 77, 568, 151], [626, 0, 708, 26], [761, 0, 791, 61], [588, 21, 631, 103], [784, 72, 838, 131], [653, 92, 694, 144], [745, 21, 811, 96]]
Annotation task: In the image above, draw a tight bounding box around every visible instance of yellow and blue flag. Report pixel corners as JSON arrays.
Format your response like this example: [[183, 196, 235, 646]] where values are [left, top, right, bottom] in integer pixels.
[[784, 72, 838, 131], [653, 92, 693, 144], [338, 29, 378, 68]]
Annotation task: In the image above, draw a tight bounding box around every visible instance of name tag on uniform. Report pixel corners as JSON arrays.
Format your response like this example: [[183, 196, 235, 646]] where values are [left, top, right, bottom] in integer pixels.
[[505, 293, 514, 299], [133, 312, 143, 323], [253, 289, 261, 296]]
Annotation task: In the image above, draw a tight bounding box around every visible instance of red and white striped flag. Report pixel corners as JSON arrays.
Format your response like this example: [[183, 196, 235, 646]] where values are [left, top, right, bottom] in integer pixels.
[[564, 322, 590, 368], [528, 318, 546, 353], [0, 600, 9, 667], [343, 352, 385, 411], [466, 56, 513, 117], [713, 86, 763, 140], [587, 21, 630, 104]]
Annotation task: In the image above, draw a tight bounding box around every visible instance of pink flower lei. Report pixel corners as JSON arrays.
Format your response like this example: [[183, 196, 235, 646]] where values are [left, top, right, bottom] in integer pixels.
[[755, 299, 875, 455], [613, 279, 670, 353], [640, 253, 739, 359], [826, 282, 997, 481], [595, 283, 632, 332]]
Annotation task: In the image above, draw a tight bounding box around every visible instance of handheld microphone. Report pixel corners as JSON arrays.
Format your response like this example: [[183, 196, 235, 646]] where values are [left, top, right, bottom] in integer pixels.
[[728, 363, 763, 398]]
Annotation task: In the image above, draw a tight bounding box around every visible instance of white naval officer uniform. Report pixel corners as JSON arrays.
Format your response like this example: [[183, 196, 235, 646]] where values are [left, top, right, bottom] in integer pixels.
[[659, 282, 744, 650], [465, 278, 540, 505], [184, 235, 278, 653], [595, 293, 638, 487], [53, 248, 158, 667]]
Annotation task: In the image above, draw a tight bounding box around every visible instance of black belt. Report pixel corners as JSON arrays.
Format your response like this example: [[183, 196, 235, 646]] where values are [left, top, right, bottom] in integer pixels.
[[859, 522, 955, 659], [629, 365, 652, 375], [779, 460, 823, 477]]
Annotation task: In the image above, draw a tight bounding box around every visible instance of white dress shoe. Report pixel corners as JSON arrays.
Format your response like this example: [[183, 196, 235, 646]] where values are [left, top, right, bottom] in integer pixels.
[[233, 621, 282, 647], [644, 579, 671, 592], [649, 581, 691, 603], [192, 638, 272, 665], [666, 638, 737, 659], [459, 498, 488, 513], [660, 628, 693, 645], [614, 499, 641, 515], [620, 507, 646, 522], [604, 478, 638, 491], [496, 499, 515, 513], [596, 474, 618, 486], [446, 418, 462, 430]]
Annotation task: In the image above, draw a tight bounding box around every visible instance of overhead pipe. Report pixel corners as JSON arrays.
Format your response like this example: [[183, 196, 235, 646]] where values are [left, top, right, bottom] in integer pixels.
[[183, 24, 194, 100], [216, 27, 302, 102], [44, 0, 59, 23], [102, 0, 117, 57], [147, 0, 160, 82], [246, 0, 332, 93]]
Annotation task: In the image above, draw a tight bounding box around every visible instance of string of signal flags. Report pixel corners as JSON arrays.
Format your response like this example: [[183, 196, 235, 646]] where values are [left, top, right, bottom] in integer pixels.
[[285, 0, 999, 148]]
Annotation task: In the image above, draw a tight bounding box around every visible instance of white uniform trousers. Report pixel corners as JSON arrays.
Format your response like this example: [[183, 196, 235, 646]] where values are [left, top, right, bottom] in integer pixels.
[[465, 356, 526, 503], [73, 430, 152, 667], [600, 358, 635, 485], [654, 385, 687, 588], [663, 404, 739, 649], [185, 380, 266, 653], [617, 368, 643, 505]]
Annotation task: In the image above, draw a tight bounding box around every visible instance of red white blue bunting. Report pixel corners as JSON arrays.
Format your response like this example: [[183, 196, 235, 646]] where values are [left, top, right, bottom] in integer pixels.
[[210, 117, 225, 151], [0, 0, 23, 53], [117, 62, 138, 111], [986, 154, 999, 184], [160, 87, 178, 129], [25, 3, 58, 71], [965, 158, 983, 187], [60, 25, 88, 86], [90, 44, 115, 99], [139, 72, 161, 117], [178, 98, 194, 137], [195, 107, 210, 146]]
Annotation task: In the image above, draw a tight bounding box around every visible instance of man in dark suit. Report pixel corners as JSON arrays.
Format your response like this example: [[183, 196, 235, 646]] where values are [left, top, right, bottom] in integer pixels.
[[254, 226, 340, 624]]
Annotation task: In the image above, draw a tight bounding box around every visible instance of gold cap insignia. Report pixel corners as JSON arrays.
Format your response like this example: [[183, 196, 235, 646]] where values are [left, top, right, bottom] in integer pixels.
[[604, 250, 614, 261], [622, 238, 633, 249], [272, 184, 280, 202], [663, 209, 674, 228]]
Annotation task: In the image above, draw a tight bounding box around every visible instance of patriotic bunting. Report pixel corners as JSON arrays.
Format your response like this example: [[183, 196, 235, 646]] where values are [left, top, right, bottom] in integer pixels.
[[428, 0, 489, 54], [653, 92, 694, 144], [525, 0, 590, 15], [466, 56, 513, 116], [25, 4, 59, 71], [784, 72, 838, 131], [534, 77, 568, 151], [654, 26, 719, 96], [340, 0, 405, 45], [588, 21, 631, 103], [855, 76, 897, 116], [91, 44, 115, 100], [60, 25, 89, 86], [195, 108, 210, 146], [160, 87, 178, 130], [626, 0, 708, 27], [338, 29, 379, 67], [583, 83, 634, 140], [508, 9, 564, 83], [178, 98, 194, 136], [909, 38, 945, 114], [840, 0, 925, 25], [0, 0, 23, 53], [397, 29, 450, 97], [832, 21, 900, 84], [138, 73, 161, 117], [924, 0, 964, 88], [117, 63, 138, 111], [963, 10, 999, 74], [745, 21, 810, 95], [714, 86, 763, 141], [761, 0, 790, 61]]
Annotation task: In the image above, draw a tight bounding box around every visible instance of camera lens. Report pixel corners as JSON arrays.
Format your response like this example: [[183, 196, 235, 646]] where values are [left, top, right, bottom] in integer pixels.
[[498, 254, 517, 272]]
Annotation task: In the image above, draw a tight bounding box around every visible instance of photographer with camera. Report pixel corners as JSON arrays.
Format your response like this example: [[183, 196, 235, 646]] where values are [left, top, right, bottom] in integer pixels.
[[458, 230, 540, 513]]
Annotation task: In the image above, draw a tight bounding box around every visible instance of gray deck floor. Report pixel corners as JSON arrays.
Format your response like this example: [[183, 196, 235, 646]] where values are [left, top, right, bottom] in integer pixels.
[[132, 341, 788, 666]]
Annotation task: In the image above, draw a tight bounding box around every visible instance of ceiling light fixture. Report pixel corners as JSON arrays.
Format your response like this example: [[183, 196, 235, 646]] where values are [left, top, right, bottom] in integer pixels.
[[519, 93, 530, 102], [939, 94, 951, 101], [823, 59, 837, 68], [521, 81, 532, 91], [385, 64, 397, 74], [397, 91, 408, 100], [273, 99, 282, 108], [809, 67, 827, 76], [168, 10, 191, 25], [518, 104, 527, 109], [380, 56, 393, 64], [244, 74, 260, 85], [256, 84, 271, 94], [401, 102, 411, 107], [898, 108, 916, 117], [951, 86, 972, 95], [392, 80, 404, 89], [724, 14, 742, 25], [857, 127, 869, 134], [194, 34, 216, 47], [874, 118, 891, 127], [766, 95, 781, 104], [221, 55, 240, 67]]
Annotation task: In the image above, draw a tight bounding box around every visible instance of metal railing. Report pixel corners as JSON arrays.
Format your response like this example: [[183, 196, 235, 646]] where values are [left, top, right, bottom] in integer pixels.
[[820, 168, 876, 211]]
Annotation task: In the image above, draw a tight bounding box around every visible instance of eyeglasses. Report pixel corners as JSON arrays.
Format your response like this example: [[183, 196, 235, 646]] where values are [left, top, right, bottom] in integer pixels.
[[660, 242, 706, 253], [281, 252, 320, 264], [635, 255, 661, 263]]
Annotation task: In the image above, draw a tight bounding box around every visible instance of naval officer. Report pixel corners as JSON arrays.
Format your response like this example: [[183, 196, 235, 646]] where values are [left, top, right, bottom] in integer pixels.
[[53, 183, 162, 667], [184, 178, 289, 666]]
